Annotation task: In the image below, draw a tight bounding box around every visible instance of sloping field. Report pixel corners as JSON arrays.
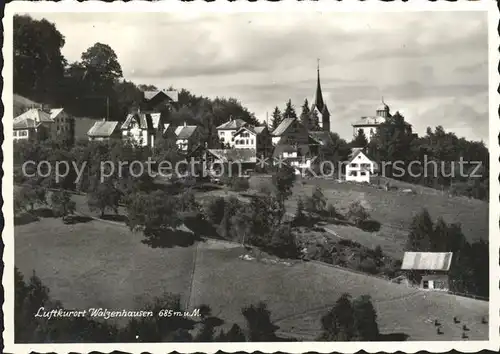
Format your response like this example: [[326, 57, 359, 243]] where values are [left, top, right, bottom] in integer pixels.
[[15, 219, 488, 341], [15, 218, 196, 317], [250, 176, 488, 258]]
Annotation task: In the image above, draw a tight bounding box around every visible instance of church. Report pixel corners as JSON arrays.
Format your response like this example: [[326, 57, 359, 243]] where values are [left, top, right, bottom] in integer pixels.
[[310, 61, 331, 132]]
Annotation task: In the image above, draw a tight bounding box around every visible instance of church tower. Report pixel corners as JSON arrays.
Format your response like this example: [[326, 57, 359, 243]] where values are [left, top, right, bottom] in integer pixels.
[[310, 60, 331, 132]]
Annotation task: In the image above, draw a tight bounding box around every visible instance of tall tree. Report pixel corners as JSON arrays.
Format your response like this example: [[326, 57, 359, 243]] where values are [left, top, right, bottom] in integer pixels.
[[241, 302, 278, 341], [299, 98, 311, 128], [352, 295, 379, 341], [352, 129, 368, 148], [270, 106, 282, 132], [319, 293, 355, 341], [14, 15, 66, 103], [406, 208, 433, 252], [282, 99, 297, 120]]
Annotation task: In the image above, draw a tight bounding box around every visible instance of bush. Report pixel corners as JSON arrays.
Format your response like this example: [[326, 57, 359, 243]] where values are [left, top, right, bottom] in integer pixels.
[[268, 224, 300, 259], [205, 197, 226, 225], [223, 176, 249, 192], [357, 258, 378, 275], [346, 201, 370, 226]]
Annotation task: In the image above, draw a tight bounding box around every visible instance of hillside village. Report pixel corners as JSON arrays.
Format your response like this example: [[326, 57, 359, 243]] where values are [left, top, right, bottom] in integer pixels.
[[12, 13, 490, 344]]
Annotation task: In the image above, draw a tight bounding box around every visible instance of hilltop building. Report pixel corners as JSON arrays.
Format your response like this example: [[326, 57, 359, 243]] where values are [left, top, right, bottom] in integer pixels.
[[13, 107, 74, 142], [401, 252, 453, 291], [345, 148, 376, 183], [310, 62, 331, 132], [352, 98, 412, 142]]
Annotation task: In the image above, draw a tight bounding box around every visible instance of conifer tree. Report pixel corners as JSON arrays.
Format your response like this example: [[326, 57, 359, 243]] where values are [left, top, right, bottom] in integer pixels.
[[406, 208, 433, 252], [282, 99, 297, 120], [270, 106, 282, 131]]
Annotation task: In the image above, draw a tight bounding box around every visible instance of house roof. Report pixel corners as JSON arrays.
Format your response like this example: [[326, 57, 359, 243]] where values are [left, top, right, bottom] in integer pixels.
[[347, 148, 375, 164], [163, 123, 171, 133], [272, 117, 296, 136], [207, 149, 257, 163], [176, 125, 198, 139], [309, 131, 333, 146], [234, 125, 267, 137], [144, 89, 178, 102], [352, 116, 386, 127], [401, 252, 453, 271], [121, 113, 149, 130], [216, 118, 247, 130], [50, 108, 64, 119], [14, 108, 52, 124], [87, 120, 119, 137], [14, 118, 39, 130]]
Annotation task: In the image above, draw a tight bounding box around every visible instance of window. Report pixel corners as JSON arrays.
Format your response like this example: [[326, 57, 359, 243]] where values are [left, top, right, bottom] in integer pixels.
[[434, 280, 445, 289], [21, 130, 28, 137], [13, 131, 17, 137], [350, 163, 358, 168], [220, 137, 225, 142], [246, 139, 248, 144], [360, 171, 366, 176], [422, 280, 429, 289], [251, 139, 254, 145], [358, 155, 361, 159], [349, 171, 357, 176]]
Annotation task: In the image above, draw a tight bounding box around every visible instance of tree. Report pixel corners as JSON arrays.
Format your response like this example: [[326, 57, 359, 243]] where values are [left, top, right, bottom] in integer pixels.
[[346, 200, 370, 226], [216, 324, 246, 342], [299, 98, 311, 128], [80, 42, 123, 88], [307, 186, 327, 214], [270, 106, 282, 131], [14, 15, 66, 102], [319, 293, 355, 341], [293, 197, 306, 225], [126, 191, 181, 242], [282, 99, 297, 120], [205, 197, 226, 225], [352, 295, 379, 341], [309, 109, 320, 131], [87, 181, 121, 218], [241, 302, 278, 341], [352, 129, 368, 148], [50, 190, 76, 221], [406, 208, 433, 252], [19, 181, 47, 211], [268, 224, 299, 258], [272, 164, 296, 204]]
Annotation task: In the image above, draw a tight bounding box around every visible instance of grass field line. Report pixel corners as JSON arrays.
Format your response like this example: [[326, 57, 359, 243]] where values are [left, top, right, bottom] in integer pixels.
[[271, 290, 422, 326], [185, 242, 200, 310]]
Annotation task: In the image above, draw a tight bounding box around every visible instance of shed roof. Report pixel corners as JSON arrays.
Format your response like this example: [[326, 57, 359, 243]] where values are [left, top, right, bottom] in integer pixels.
[[176, 125, 198, 139], [401, 252, 453, 271], [87, 120, 119, 137]]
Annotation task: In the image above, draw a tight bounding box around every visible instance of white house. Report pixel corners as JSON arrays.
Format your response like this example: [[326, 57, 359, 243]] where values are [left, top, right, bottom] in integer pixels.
[[13, 107, 74, 142], [121, 111, 160, 148], [345, 148, 376, 183], [216, 118, 247, 147], [401, 252, 453, 291], [233, 125, 272, 157]]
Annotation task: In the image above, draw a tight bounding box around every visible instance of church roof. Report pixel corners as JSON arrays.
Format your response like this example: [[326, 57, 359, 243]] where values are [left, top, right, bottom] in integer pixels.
[[313, 66, 326, 112]]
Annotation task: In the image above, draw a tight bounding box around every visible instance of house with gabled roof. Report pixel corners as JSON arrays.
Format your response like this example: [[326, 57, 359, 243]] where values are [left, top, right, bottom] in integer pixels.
[[233, 125, 272, 157], [175, 122, 201, 153], [13, 108, 52, 141], [401, 252, 453, 291], [216, 117, 248, 148], [121, 110, 159, 148], [142, 89, 178, 112], [87, 119, 121, 141], [345, 148, 376, 183]]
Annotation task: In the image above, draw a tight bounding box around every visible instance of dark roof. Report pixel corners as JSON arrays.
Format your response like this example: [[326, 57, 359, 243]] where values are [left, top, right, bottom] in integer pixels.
[[144, 89, 178, 102], [87, 120, 119, 137], [176, 125, 198, 139], [121, 112, 156, 130], [216, 118, 247, 130], [401, 252, 453, 271], [207, 149, 257, 163], [272, 118, 296, 136]]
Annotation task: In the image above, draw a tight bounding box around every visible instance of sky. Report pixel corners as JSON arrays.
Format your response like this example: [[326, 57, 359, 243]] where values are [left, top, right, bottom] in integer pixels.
[[28, 11, 489, 143]]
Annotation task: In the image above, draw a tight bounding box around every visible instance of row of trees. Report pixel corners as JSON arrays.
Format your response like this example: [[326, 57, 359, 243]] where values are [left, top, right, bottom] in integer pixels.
[[406, 209, 489, 297], [355, 113, 489, 201], [270, 98, 320, 132], [16, 267, 380, 342], [14, 14, 259, 148]]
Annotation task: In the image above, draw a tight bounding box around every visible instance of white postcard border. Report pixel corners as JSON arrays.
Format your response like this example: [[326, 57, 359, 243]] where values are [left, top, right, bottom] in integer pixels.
[[2, 0, 499, 353]]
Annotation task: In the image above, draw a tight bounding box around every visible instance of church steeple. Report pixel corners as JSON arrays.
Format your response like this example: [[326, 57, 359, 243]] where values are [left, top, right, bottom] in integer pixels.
[[311, 59, 331, 132], [314, 59, 325, 112]]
